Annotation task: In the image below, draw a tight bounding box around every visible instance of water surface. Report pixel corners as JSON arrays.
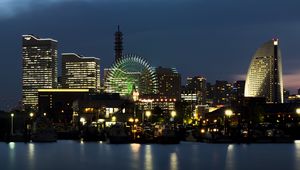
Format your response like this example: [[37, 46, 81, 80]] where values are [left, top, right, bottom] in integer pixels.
[[1, 141, 300, 170]]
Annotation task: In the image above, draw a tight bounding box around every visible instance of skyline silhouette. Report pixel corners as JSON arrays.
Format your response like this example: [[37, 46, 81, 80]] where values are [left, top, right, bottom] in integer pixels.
[[1, 0, 300, 110]]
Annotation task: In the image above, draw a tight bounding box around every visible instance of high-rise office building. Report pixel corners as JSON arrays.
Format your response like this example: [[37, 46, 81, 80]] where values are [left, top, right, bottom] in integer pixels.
[[155, 66, 181, 100], [62, 53, 100, 90], [206, 82, 214, 105], [232, 80, 245, 104], [186, 76, 206, 105], [22, 34, 58, 110], [205, 81, 233, 106], [114, 25, 123, 62], [213, 80, 233, 106], [245, 39, 283, 103]]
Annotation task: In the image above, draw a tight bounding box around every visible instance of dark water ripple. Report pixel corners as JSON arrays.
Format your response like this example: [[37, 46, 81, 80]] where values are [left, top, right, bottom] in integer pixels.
[[1, 140, 300, 170]]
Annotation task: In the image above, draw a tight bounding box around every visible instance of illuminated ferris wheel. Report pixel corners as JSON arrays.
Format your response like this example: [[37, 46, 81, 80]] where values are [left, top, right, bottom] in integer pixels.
[[105, 54, 158, 96]]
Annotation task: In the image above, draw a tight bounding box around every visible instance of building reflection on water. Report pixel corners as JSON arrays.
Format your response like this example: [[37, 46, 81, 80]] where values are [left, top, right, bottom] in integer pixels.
[[130, 143, 141, 169], [170, 152, 178, 170], [145, 145, 153, 170], [130, 143, 179, 170], [225, 144, 235, 170], [28, 143, 35, 169], [294, 140, 300, 169], [3, 141, 300, 170], [9, 142, 16, 168], [28, 143, 35, 160]]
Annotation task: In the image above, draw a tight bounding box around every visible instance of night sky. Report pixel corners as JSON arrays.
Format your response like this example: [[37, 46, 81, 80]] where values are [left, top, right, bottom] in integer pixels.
[[1, 0, 300, 110]]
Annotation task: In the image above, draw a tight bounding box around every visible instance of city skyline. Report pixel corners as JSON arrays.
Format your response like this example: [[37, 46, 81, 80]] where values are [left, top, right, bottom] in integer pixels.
[[1, 0, 300, 110]]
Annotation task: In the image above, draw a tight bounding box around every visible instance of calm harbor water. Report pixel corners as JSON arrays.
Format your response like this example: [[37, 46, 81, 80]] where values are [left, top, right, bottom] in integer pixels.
[[1, 140, 300, 170]]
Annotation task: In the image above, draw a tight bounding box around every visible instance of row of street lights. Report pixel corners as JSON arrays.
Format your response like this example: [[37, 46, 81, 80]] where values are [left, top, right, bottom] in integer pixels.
[[221, 108, 300, 136], [10, 112, 35, 136]]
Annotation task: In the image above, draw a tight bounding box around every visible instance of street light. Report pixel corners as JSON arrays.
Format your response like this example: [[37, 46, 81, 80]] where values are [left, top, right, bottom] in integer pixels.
[[171, 110, 176, 118], [145, 110, 151, 119], [224, 109, 233, 135], [129, 118, 134, 123], [170, 110, 177, 123], [225, 109, 233, 117], [10, 113, 14, 136], [296, 108, 300, 115], [29, 112, 34, 118], [80, 117, 86, 125]]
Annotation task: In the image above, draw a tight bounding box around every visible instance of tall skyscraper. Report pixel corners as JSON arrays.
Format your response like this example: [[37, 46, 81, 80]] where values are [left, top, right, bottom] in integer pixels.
[[232, 80, 245, 104], [181, 76, 205, 117], [62, 53, 100, 90], [22, 34, 58, 110], [244, 39, 283, 103], [186, 76, 207, 105], [206, 81, 235, 106], [114, 25, 123, 62], [155, 66, 181, 100], [213, 80, 233, 106]]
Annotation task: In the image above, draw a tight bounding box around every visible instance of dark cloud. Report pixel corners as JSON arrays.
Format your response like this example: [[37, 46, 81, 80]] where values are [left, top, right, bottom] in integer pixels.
[[1, 0, 300, 109]]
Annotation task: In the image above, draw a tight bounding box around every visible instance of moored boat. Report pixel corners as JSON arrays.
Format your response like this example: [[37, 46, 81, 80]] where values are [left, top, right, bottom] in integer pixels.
[[108, 124, 130, 144], [154, 124, 180, 144], [31, 117, 57, 143]]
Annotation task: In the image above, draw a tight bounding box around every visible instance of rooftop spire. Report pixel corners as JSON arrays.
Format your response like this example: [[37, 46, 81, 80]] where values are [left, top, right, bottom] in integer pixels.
[[114, 25, 123, 62]]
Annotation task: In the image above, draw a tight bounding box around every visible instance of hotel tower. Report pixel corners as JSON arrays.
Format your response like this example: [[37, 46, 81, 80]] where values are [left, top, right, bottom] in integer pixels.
[[244, 39, 283, 103]]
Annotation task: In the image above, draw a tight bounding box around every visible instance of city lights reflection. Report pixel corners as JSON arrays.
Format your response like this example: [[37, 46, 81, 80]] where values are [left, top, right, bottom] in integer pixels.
[[9, 142, 15, 150], [2, 141, 300, 169], [170, 152, 178, 170], [225, 144, 235, 170], [8, 142, 16, 168], [130, 143, 141, 163], [130, 143, 141, 153], [294, 140, 300, 168], [144, 145, 153, 170], [28, 143, 35, 160]]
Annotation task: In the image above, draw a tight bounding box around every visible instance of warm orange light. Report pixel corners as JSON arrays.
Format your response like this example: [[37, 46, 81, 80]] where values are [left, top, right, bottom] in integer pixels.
[[145, 111, 151, 118], [225, 109, 233, 116], [129, 118, 134, 123], [171, 111, 176, 118], [296, 108, 300, 115]]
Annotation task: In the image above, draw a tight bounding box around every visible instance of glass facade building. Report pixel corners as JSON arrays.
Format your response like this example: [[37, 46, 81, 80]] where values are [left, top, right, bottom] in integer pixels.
[[245, 39, 283, 103], [62, 53, 100, 90], [22, 35, 58, 110]]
